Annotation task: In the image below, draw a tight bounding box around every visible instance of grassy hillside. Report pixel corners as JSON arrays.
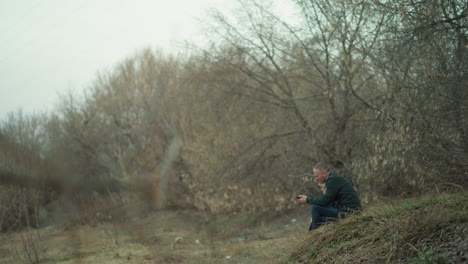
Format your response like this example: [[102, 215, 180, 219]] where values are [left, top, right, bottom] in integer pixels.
[[0, 192, 466, 264], [281, 191, 467, 264]]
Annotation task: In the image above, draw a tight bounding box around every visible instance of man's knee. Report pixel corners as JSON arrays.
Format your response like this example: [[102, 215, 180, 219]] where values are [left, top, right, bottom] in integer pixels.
[[310, 205, 322, 221], [311, 204, 318, 212], [311, 204, 323, 213]]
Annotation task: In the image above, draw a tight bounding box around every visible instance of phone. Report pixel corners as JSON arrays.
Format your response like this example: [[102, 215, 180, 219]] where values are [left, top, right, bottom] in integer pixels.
[[296, 196, 301, 199]]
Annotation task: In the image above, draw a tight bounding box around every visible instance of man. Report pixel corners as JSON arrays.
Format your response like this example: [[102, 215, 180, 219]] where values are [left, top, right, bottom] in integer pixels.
[[297, 162, 361, 231]]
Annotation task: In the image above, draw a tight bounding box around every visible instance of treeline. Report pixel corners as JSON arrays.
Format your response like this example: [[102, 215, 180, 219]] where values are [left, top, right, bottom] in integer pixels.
[[0, 0, 466, 228]]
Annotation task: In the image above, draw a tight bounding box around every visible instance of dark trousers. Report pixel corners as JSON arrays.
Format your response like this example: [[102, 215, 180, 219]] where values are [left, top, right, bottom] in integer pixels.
[[309, 205, 346, 231]]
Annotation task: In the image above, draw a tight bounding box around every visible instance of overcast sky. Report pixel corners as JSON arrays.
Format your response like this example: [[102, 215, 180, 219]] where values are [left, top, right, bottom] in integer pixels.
[[0, 0, 240, 121]]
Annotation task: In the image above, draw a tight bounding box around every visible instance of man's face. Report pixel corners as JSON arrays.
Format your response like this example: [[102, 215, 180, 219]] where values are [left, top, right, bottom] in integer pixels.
[[313, 169, 329, 184]]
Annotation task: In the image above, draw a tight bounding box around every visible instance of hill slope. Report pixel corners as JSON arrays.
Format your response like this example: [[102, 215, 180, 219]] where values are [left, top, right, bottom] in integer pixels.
[[0, 192, 466, 263], [281, 192, 467, 263]]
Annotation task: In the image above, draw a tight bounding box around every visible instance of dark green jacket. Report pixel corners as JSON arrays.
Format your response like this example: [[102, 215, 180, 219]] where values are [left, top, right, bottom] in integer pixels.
[[306, 172, 361, 210]]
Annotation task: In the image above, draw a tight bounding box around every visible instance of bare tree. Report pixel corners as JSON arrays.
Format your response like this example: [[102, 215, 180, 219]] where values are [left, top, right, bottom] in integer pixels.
[[202, 0, 392, 176]]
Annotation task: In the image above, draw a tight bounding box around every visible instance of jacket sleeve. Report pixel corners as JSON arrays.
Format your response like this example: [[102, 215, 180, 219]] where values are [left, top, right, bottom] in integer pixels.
[[306, 176, 344, 206]]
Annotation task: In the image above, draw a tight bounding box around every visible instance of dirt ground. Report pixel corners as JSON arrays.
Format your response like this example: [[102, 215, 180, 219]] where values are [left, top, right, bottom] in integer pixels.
[[0, 206, 311, 264]]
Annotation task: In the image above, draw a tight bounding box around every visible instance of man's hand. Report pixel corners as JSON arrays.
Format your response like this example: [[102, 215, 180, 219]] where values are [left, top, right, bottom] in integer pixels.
[[297, 194, 307, 204]]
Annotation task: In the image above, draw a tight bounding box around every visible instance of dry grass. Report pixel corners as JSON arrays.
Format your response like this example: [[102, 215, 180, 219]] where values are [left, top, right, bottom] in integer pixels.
[[2, 192, 465, 263], [0, 206, 309, 264], [281, 191, 467, 264]]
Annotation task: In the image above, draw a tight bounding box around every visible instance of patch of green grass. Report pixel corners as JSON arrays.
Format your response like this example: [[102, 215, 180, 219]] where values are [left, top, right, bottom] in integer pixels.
[[306, 248, 317, 259], [281, 191, 468, 264], [410, 247, 448, 264]]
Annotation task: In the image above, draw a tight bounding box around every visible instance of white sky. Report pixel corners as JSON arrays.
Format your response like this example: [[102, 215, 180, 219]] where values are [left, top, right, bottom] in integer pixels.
[[0, 0, 298, 122], [0, 0, 238, 120]]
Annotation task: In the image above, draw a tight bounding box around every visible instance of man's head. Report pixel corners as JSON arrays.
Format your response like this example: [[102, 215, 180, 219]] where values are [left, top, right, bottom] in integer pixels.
[[313, 162, 331, 184]]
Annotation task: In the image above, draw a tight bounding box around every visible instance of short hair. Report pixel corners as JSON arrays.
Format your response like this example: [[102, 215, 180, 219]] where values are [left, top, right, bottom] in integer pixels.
[[313, 162, 331, 172]]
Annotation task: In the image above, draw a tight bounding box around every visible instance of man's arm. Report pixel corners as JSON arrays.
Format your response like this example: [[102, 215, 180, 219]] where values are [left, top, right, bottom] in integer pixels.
[[305, 176, 344, 206]]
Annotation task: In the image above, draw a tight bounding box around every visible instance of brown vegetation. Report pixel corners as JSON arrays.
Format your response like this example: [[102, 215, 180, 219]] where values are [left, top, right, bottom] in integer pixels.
[[282, 192, 467, 263], [0, 2, 466, 262]]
